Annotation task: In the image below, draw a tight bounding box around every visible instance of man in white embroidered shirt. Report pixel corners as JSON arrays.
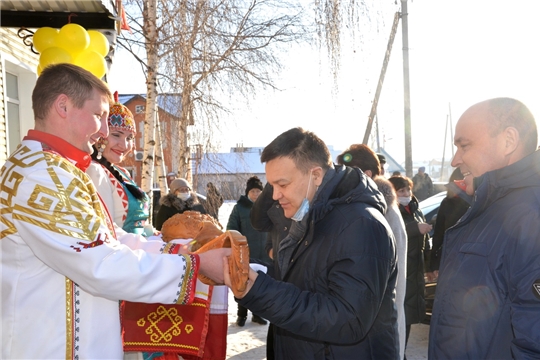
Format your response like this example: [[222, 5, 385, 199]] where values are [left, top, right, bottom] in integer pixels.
[[0, 63, 229, 359]]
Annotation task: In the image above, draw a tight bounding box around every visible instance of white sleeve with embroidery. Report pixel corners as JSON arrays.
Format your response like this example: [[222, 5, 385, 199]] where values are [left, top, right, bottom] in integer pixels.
[[12, 164, 193, 304]]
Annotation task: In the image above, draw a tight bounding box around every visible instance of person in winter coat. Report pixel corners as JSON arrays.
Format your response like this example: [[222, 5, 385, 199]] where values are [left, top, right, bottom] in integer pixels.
[[223, 127, 399, 359], [388, 175, 431, 352], [154, 178, 207, 230], [337, 144, 408, 360], [425, 167, 470, 282], [227, 176, 272, 326], [412, 167, 434, 201], [206, 182, 224, 221], [250, 182, 292, 360], [429, 97, 540, 358]]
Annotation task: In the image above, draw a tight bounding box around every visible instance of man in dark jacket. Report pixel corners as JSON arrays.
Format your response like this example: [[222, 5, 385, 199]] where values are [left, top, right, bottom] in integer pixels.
[[224, 127, 399, 359], [429, 97, 540, 358], [412, 166, 434, 201], [250, 182, 292, 360]]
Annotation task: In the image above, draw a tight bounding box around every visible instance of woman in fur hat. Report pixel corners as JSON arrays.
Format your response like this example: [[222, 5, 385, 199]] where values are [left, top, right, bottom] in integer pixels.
[[154, 177, 207, 230]]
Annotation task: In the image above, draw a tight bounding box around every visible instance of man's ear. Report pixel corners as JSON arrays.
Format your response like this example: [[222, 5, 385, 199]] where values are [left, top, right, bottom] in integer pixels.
[[53, 94, 69, 119], [503, 126, 520, 156], [312, 167, 324, 187], [364, 169, 373, 178]]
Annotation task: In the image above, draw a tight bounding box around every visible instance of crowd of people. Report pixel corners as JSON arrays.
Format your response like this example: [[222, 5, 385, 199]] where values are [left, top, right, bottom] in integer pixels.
[[1, 63, 540, 359]]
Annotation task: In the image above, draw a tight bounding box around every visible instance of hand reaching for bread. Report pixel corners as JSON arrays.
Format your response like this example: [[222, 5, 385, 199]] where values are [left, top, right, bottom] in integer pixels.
[[160, 211, 250, 295], [194, 230, 250, 297]]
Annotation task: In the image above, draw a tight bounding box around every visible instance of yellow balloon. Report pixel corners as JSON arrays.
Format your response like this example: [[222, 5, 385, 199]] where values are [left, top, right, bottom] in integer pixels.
[[39, 47, 73, 68], [37, 64, 43, 76], [33, 27, 59, 53], [87, 30, 110, 57], [73, 50, 107, 79], [58, 23, 89, 54]]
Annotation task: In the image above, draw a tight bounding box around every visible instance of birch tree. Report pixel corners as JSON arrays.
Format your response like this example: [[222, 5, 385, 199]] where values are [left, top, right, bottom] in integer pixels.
[[139, 0, 159, 193], [119, 0, 306, 181], [314, 0, 396, 86], [119, 0, 394, 188]]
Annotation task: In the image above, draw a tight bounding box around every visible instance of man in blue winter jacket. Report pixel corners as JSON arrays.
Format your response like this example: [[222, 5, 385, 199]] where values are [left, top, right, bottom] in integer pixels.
[[223, 127, 399, 359], [429, 97, 540, 358]]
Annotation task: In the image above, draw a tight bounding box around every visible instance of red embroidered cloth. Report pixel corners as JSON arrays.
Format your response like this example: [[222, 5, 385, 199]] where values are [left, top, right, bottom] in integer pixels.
[[122, 295, 211, 357]]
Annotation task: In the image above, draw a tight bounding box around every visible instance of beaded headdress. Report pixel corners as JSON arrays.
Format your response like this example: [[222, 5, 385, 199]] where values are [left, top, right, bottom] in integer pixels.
[[108, 91, 136, 134]]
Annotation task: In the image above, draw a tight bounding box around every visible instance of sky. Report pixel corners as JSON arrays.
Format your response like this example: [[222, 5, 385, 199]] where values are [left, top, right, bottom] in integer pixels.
[[108, 0, 540, 167]]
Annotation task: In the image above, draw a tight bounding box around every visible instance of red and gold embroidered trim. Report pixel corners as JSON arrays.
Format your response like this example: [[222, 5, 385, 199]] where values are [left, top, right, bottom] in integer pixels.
[[101, 163, 129, 223], [159, 244, 199, 304], [176, 254, 198, 305], [65, 278, 75, 359]]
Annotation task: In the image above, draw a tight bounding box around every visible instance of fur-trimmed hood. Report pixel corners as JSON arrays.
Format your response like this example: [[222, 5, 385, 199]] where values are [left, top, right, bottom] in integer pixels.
[[373, 176, 398, 208], [159, 191, 201, 211]]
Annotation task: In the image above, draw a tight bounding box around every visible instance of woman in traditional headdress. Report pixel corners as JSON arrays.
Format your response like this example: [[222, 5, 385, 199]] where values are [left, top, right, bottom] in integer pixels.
[[87, 91, 152, 236]]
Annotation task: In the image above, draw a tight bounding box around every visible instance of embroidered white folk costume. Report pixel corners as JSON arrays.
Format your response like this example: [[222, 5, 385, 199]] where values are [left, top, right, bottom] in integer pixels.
[[0, 130, 198, 359]]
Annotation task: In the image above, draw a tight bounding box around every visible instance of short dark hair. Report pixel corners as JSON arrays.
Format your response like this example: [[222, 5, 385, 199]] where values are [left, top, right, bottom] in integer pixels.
[[388, 175, 413, 192], [336, 144, 380, 176], [486, 97, 538, 153], [260, 127, 332, 173], [32, 63, 112, 122]]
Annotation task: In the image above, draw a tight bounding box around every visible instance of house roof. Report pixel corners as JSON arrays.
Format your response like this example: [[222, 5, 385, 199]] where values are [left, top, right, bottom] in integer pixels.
[[118, 94, 182, 119], [197, 148, 265, 175], [196, 146, 347, 175], [378, 148, 405, 174], [0, 0, 117, 29]]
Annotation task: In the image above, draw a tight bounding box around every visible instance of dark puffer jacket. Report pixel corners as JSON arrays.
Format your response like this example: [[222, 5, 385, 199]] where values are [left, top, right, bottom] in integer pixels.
[[429, 150, 540, 359], [250, 183, 292, 280], [154, 191, 207, 230], [239, 165, 399, 359], [428, 193, 469, 272], [227, 195, 271, 263], [397, 197, 428, 325]]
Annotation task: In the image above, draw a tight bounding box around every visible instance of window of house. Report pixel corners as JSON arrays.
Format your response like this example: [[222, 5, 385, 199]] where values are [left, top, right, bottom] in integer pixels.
[[135, 104, 145, 114], [6, 72, 21, 155]]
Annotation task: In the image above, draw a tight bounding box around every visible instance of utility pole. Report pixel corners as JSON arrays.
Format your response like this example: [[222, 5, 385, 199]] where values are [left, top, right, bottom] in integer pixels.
[[440, 115, 449, 181], [362, 12, 400, 145], [401, 0, 413, 177], [375, 114, 381, 152]]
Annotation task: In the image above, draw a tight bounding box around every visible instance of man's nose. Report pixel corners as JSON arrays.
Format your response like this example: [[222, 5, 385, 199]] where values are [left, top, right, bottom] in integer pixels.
[[99, 118, 109, 139], [451, 150, 461, 168]]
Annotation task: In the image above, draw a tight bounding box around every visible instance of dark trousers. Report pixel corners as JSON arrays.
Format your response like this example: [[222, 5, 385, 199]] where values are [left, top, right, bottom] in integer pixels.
[[237, 303, 248, 318], [404, 324, 412, 360], [266, 323, 275, 360]]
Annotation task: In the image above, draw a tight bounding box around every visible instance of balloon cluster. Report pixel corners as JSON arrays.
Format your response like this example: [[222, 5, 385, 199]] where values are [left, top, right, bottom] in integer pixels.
[[33, 24, 110, 79]]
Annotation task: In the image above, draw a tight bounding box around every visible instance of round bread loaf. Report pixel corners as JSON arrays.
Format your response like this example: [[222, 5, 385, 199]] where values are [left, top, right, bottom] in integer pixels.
[[160, 211, 222, 242]]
